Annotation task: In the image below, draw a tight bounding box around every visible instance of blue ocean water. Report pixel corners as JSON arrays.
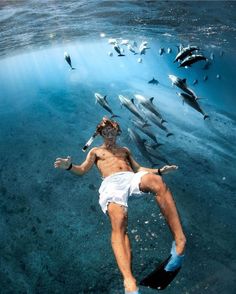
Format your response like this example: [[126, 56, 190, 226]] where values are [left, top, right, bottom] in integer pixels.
[[0, 1, 236, 294]]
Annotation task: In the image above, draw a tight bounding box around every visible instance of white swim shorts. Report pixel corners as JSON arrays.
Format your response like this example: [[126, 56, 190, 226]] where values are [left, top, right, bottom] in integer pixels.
[[98, 171, 149, 214]]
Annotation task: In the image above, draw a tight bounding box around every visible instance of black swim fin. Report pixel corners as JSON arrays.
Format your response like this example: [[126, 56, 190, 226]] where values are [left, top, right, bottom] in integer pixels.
[[139, 255, 181, 290]]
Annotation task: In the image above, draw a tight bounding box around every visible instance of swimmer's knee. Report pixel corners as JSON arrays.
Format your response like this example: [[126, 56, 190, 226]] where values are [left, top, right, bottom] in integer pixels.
[[108, 203, 128, 232], [140, 173, 167, 195]]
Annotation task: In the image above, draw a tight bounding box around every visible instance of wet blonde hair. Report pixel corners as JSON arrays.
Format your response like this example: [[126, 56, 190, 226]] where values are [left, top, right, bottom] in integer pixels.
[[96, 116, 121, 136]]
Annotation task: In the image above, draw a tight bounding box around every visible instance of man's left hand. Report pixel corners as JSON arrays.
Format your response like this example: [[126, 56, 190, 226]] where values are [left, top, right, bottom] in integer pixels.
[[160, 165, 178, 175]]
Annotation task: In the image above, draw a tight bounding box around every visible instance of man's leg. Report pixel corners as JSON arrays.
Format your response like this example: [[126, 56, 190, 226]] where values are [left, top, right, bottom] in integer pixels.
[[139, 174, 186, 255], [107, 203, 138, 292]]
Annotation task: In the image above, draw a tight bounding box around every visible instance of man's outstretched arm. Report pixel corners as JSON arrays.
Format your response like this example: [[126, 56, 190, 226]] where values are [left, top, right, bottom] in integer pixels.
[[124, 147, 178, 175], [54, 148, 97, 175]]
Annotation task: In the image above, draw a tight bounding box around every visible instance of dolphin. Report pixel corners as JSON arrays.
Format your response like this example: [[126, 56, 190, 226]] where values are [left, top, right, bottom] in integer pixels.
[[139, 41, 150, 55], [95, 93, 119, 118], [131, 119, 161, 145], [127, 44, 138, 55], [168, 74, 197, 98], [159, 48, 165, 55], [174, 45, 199, 62], [148, 77, 159, 85], [203, 75, 208, 81], [193, 79, 198, 85], [134, 94, 165, 123], [179, 54, 207, 67], [139, 46, 147, 55], [176, 45, 199, 59], [177, 92, 209, 120], [202, 60, 212, 70], [118, 95, 146, 123], [127, 128, 156, 165], [176, 44, 184, 53], [142, 108, 173, 137], [64, 52, 75, 70], [145, 144, 170, 165], [113, 44, 125, 56]]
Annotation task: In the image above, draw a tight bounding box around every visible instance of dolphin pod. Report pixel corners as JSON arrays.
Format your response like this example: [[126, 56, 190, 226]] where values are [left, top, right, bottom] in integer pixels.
[[64, 38, 214, 160]]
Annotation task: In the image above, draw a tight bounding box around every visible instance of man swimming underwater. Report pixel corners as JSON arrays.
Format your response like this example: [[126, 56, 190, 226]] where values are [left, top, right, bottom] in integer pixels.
[[54, 117, 186, 294]]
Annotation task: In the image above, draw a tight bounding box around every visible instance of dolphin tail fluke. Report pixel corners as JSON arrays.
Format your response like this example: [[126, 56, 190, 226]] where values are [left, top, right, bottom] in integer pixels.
[[161, 119, 167, 124], [204, 114, 210, 120], [167, 133, 174, 137], [134, 52, 138, 55], [118, 54, 125, 57], [71, 67, 76, 70], [111, 114, 120, 118]]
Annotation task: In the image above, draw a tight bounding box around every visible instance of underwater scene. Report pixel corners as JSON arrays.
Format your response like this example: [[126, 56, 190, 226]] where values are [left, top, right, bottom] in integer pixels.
[[0, 1, 236, 293]]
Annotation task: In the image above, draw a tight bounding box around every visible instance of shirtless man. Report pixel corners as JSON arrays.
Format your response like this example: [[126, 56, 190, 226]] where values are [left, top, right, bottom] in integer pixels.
[[54, 117, 186, 294]]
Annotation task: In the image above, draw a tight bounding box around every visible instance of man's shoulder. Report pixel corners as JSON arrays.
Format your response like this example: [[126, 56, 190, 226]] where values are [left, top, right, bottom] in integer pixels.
[[89, 146, 99, 151], [90, 146, 103, 154]]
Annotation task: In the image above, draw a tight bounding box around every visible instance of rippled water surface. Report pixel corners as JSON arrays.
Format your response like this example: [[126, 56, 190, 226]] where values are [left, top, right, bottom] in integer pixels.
[[1, 0, 236, 57]]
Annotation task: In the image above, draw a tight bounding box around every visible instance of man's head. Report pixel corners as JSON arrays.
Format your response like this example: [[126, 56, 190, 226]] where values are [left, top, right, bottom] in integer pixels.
[[96, 117, 121, 139]]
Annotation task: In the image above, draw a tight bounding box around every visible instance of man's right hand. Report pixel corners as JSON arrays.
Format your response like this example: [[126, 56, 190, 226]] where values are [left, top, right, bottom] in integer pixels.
[[54, 156, 72, 170]]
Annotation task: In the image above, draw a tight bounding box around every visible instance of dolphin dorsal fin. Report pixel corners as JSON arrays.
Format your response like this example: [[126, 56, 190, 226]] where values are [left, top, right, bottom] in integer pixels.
[[103, 95, 107, 101], [182, 78, 187, 84], [150, 97, 154, 103], [131, 98, 135, 104]]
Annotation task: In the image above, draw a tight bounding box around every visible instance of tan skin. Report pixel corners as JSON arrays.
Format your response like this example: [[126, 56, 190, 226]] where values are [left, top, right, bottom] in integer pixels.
[[54, 125, 186, 293]]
